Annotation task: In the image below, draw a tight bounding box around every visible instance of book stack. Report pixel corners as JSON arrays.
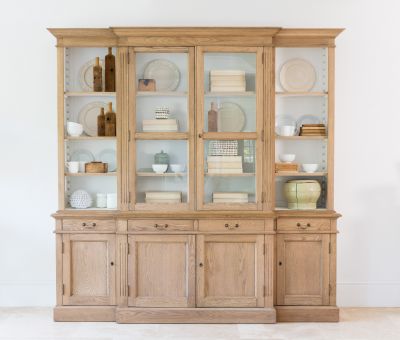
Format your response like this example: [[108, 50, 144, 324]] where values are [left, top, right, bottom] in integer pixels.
[[207, 156, 243, 174], [275, 163, 299, 173], [213, 192, 249, 203], [145, 191, 181, 204], [299, 124, 326, 136], [210, 70, 246, 92], [142, 119, 178, 132]]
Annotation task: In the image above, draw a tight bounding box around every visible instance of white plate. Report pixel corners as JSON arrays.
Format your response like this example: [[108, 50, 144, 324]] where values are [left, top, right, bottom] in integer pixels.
[[70, 149, 95, 162], [296, 115, 322, 130], [143, 59, 180, 91], [79, 58, 105, 91], [78, 101, 108, 136], [98, 149, 117, 172], [217, 102, 246, 132], [279, 59, 316, 92]]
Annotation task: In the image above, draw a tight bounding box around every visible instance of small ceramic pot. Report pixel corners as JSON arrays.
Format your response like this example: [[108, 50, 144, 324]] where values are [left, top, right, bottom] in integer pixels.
[[154, 150, 169, 164], [284, 180, 321, 209]]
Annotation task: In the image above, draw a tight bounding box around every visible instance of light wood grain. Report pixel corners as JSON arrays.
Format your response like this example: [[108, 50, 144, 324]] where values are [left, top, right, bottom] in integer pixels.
[[62, 219, 115, 231], [128, 219, 194, 232], [276, 306, 339, 322], [198, 219, 264, 232], [277, 218, 331, 232], [327, 47, 335, 210], [57, 47, 65, 209], [54, 306, 116, 322]]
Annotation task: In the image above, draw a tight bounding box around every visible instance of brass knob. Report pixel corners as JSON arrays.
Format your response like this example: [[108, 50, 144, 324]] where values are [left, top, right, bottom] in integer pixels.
[[82, 222, 87, 226], [296, 223, 301, 227], [110, 262, 114, 266], [164, 224, 168, 229], [154, 224, 158, 228], [198, 133, 203, 138], [307, 223, 311, 227], [235, 224, 239, 228], [279, 261, 282, 266], [199, 263, 203, 267], [92, 223, 96, 227], [225, 224, 229, 228]]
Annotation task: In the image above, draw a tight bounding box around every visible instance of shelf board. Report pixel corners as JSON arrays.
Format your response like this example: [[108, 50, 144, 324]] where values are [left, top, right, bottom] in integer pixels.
[[205, 173, 255, 177], [135, 132, 189, 140], [64, 92, 116, 97], [205, 91, 255, 97], [136, 91, 187, 97], [276, 135, 327, 140], [276, 91, 328, 97], [65, 172, 117, 177], [203, 132, 258, 140], [275, 171, 327, 177], [64, 207, 118, 211], [136, 172, 187, 177], [65, 136, 117, 141], [275, 207, 328, 212]]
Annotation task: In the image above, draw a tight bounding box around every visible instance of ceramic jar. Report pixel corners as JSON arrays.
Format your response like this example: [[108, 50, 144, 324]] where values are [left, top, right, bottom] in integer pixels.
[[154, 150, 169, 164], [284, 180, 321, 209]]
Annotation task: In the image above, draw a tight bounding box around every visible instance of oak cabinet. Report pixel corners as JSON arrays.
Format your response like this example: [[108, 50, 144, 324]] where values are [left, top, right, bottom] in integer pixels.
[[127, 235, 195, 307], [196, 234, 264, 307], [62, 234, 116, 305], [277, 234, 330, 306]]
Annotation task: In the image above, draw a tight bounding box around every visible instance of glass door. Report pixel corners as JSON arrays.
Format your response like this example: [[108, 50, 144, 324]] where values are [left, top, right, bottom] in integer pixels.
[[129, 47, 194, 210], [196, 47, 263, 210]]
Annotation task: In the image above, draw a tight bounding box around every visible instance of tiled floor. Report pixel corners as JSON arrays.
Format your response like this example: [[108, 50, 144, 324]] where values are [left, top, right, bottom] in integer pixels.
[[0, 308, 399, 339]]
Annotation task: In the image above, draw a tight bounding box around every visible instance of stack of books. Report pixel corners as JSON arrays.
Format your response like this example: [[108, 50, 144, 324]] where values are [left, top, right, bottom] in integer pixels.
[[210, 70, 246, 92], [299, 124, 326, 136], [142, 119, 178, 132], [275, 163, 299, 173], [213, 192, 249, 203], [145, 191, 181, 204], [207, 156, 243, 174]]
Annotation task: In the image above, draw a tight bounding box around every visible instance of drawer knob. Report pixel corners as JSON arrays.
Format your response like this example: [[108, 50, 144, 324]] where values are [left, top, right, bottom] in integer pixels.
[[92, 223, 96, 227], [82, 222, 86, 227], [225, 224, 229, 228], [154, 224, 158, 228], [235, 223, 239, 228], [198, 133, 203, 138], [199, 263, 203, 267], [307, 223, 311, 227], [279, 261, 282, 266], [110, 262, 114, 266], [164, 224, 168, 229]]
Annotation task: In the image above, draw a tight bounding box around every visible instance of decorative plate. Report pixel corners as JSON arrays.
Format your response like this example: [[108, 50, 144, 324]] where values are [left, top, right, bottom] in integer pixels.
[[98, 149, 117, 172], [217, 102, 246, 132], [143, 59, 180, 91], [70, 190, 92, 209], [296, 115, 322, 130], [78, 101, 108, 136], [70, 149, 95, 162], [279, 59, 316, 92], [79, 58, 105, 91]]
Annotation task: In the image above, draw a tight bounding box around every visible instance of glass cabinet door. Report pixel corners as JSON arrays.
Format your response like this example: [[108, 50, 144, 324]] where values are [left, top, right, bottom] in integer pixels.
[[196, 47, 263, 210], [129, 48, 194, 210]]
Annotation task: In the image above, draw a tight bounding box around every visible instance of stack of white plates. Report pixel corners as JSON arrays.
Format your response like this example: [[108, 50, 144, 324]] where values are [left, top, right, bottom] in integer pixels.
[[145, 191, 182, 204]]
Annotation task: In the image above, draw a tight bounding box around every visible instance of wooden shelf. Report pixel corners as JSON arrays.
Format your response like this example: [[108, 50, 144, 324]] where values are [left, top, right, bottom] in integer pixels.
[[136, 91, 187, 97], [275, 207, 328, 211], [205, 91, 255, 97], [203, 132, 258, 140], [276, 91, 327, 97], [135, 132, 189, 140], [205, 173, 255, 177], [65, 172, 117, 177], [275, 172, 327, 177], [64, 92, 116, 97], [276, 135, 327, 140], [136, 172, 187, 177], [65, 136, 117, 141]]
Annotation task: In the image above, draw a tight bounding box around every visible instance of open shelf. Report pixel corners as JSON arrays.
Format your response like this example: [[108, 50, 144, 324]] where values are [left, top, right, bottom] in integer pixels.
[[64, 136, 117, 141], [136, 91, 187, 97], [65, 172, 117, 177], [135, 132, 189, 140], [275, 171, 327, 177], [274, 207, 328, 211], [205, 91, 256, 97], [276, 91, 327, 97], [205, 173, 255, 177], [64, 92, 116, 97], [136, 172, 187, 177], [276, 135, 327, 140]]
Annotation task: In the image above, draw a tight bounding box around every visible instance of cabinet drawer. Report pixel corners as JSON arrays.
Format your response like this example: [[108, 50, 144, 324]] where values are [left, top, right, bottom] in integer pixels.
[[277, 218, 330, 232], [198, 220, 264, 232], [62, 219, 115, 231], [128, 220, 194, 232]]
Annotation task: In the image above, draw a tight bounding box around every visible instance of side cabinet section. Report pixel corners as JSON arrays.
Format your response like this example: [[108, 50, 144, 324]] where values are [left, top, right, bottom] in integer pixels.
[[62, 234, 116, 305], [127, 235, 195, 307]]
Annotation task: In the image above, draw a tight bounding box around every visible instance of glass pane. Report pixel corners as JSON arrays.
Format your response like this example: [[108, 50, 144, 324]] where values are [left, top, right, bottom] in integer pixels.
[[136, 140, 188, 204], [135, 52, 189, 132], [203, 140, 256, 204], [204, 53, 257, 132]]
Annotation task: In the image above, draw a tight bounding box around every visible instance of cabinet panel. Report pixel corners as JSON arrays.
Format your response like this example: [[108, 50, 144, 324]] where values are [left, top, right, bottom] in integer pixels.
[[197, 234, 264, 307], [128, 235, 195, 307], [62, 234, 115, 305], [277, 234, 329, 306]]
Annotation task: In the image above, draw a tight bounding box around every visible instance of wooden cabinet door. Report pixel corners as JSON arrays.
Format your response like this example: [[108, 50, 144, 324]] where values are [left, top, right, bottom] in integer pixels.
[[197, 235, 264, 307], [277, 234, 330, 306], [62, 234, 116, 305], [128, 235, 195, 307]]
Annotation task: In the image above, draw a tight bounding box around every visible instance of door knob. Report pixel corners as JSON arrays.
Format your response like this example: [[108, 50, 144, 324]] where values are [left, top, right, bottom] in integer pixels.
[[199, 263, 203, 267], [110, 262, 114, 266], [279, 261, 282, 266]]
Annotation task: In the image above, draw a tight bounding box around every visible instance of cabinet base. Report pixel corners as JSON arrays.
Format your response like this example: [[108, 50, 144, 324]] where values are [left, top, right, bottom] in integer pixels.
[[116, 307, 276, 323], [54, 306, 116, 322], [276, 306, 339, 322]]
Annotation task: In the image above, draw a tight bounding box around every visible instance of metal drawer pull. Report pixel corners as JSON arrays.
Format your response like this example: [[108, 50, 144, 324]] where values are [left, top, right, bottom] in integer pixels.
[[92, 222, 96, 227], [82, 222, 86, 226], [199, 263, 203, 267], [154, 223, 168, 230], [110, 262, 114, 266], [224, 223, 240, 230], [82, 222, 95, 228], [296, 222, 311, 229]]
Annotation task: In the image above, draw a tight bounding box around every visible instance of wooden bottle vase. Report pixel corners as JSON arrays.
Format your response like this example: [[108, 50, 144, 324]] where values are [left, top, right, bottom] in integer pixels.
[[93, 57, 103, 92], [97, 107, 105, 136], [105, 102, 116, 137], [105, 47, 115, 92]]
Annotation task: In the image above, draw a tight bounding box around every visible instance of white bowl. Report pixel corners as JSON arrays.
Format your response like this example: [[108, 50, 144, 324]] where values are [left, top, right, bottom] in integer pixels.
[[279, 154, 296, 163], [301, 163, 319, 173], [170, 164, 185, 173], [152, 164, 168, 174], [276, 125, 296, 136], [67, 122, 83, 137]]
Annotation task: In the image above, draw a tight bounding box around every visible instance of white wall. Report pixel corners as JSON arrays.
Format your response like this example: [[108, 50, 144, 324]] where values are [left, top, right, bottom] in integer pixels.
[[0, 0, 399, 307]]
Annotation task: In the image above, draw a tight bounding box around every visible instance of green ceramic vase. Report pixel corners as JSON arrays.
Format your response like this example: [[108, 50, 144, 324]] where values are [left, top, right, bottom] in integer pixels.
[[284, 180, 321, 209], [154, 150, 169, 164]]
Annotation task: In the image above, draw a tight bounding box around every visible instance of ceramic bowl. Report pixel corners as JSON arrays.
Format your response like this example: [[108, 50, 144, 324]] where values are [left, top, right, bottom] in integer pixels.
[[170, 164, 185, 173], [279, 154, 296, 163], [276, 125, 296, 136], [152, 164, 168, 174], [301, 163, 319, 173], [67, 122, 84, 137]]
